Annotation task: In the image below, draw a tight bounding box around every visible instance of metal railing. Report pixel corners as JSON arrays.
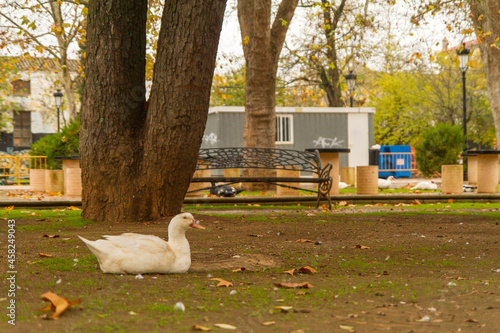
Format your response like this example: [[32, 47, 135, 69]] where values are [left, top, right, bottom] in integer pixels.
[[0, 154, 47, 185], [379, 152, 417, 172]]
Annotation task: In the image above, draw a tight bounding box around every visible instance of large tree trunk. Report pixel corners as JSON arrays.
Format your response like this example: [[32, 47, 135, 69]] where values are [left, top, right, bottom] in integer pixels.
[[81, 0, 226, 222], [238, 0, 298, 189], [144, 1, 226, 216], [469, 0, 500, 148]]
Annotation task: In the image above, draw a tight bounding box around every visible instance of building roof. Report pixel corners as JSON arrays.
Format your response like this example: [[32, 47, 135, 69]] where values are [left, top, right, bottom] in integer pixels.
[[3, 56, 80, 72]]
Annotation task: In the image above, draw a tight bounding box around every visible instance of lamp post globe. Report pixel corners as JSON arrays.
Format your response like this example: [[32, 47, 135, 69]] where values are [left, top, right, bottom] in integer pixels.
[[344, 71, 357, 107], [53, 89, 63, 132]]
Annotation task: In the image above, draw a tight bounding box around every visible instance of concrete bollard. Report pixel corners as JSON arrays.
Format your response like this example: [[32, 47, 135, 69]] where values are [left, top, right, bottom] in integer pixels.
[[45, 170, 64, 193], [340, 167, 355, 186], [477, 155, 499, 193], [467, 155, 478, 185], [356, 166, 378, 195], [441, 165, 463, 194], [30, 169, 46, 192], [64, 168, 82, 197], [277, 167, 300, 197]]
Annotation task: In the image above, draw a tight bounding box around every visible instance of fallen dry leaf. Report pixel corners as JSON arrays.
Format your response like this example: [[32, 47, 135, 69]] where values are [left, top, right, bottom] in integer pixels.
[[296, 266, 317, 274], [64, 206, 81, 210], [209, 278, 233, 288], [412, 199, 421, 205], [295, 291, 307, 295], [248, 234, 263, 237], [192, 324, 212, 331], [306, 213, 316, 217], [338, 201, 348, 206], [283, 269, 295, 276], [295, 239, 312, 243], [39, 292, 81, 319], [465, 318, 479, 323], [353, 244, 370, 249], [38, 253, 53, 258], [4, 205, 14, 210], [43, 234, 60, 238], [340, 324, 355, 331], [213, 323, 237, 330], [274, 282, 314, 289], [232, 267, 247, 273], [274, 306, 293, 312], [262, 321, 276, 326]]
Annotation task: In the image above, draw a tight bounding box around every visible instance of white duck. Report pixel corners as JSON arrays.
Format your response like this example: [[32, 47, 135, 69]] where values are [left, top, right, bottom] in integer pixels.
[[411, 181, 437, 190], [378, 176, 395, 189], [78, 212, 204, 274], [339, 182, 349, 189]]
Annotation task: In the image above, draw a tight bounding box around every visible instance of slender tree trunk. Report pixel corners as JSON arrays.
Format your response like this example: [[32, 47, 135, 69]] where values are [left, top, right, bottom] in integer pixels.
[[469, 0, 500, 148], [50, 0, 78, 120], [81, 0, 226, 222], [238, 0, 298, 189]]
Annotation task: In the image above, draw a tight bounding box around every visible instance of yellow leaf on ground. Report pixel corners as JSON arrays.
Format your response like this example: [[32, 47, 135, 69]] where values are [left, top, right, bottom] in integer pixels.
[[38, 253, 53, 258], [214, 323, 237, 330], [192, 324, 212, 331], [232, 267, 247, 273], [295, 239, 312, 243], [274, 305, 293, 312], [262, 321, 276, 326], [209, 278, 233, 288], [283, 269, 295, 276], [39, 291, 81, 319], [4, 205, 14, 210], [297, 266, 317, 274], [274, 282, 314, 289]]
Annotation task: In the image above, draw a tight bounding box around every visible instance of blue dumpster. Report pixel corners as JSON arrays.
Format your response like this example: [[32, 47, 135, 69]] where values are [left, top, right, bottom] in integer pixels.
[[379, 145, 412, 178]]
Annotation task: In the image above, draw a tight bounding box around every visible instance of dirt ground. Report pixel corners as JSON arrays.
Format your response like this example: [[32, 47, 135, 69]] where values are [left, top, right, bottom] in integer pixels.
[[2, 206, 500, 332]]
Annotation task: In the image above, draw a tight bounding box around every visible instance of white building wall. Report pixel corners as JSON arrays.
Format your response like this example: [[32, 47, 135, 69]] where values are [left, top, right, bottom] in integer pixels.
[[5, 70, 77, 134], [347, 110, 370, 168]]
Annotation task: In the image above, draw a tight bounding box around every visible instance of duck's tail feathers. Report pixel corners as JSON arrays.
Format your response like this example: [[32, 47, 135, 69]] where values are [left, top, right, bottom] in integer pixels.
[[78, 235, 105, 257]]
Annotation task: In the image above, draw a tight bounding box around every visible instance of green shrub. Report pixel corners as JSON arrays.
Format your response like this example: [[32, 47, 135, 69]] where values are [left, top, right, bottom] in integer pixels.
[[414, 123, 464, 177], [30, 120, 80, 169]]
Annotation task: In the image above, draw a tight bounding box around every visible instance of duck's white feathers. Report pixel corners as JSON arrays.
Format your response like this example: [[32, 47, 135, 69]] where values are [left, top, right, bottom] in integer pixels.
[[78, 213, 201, 275]]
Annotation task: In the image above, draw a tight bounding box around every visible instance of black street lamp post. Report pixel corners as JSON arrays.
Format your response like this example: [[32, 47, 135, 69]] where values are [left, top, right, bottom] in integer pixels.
[[344, 71, 357, 107], [457, 43, 470, 180], [53, 89, 63, 132]]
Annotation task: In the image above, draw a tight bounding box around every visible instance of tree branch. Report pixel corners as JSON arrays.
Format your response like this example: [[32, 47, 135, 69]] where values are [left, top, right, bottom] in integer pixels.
[[270, 0, 299, 63]]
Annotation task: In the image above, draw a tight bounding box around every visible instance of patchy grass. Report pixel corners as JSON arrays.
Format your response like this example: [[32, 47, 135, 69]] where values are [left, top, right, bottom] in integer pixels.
[[1, 205, 500, 332]]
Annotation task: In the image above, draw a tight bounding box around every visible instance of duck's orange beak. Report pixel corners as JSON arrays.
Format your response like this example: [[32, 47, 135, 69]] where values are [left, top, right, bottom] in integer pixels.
[[190, 220, 205, 230]]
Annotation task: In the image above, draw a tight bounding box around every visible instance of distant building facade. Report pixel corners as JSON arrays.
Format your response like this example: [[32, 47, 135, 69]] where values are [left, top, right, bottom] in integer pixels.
[[0, 57, 80, 151], [201, 106, 375, 169]]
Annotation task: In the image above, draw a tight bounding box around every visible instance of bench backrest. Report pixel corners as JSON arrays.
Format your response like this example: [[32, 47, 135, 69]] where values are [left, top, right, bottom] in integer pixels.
[[196, 147, 323, 174]]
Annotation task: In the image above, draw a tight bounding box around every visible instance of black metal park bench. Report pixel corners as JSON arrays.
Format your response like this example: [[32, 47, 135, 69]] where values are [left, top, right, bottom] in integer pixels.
[[188, 147, 333, 208]]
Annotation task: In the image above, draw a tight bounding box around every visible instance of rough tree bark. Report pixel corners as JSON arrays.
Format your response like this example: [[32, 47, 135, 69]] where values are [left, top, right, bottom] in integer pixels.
[[81, 0, 226, 222], [469, 0, 500, 148], [238, 0, 298, 148], [237, 0, 298, 189]]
